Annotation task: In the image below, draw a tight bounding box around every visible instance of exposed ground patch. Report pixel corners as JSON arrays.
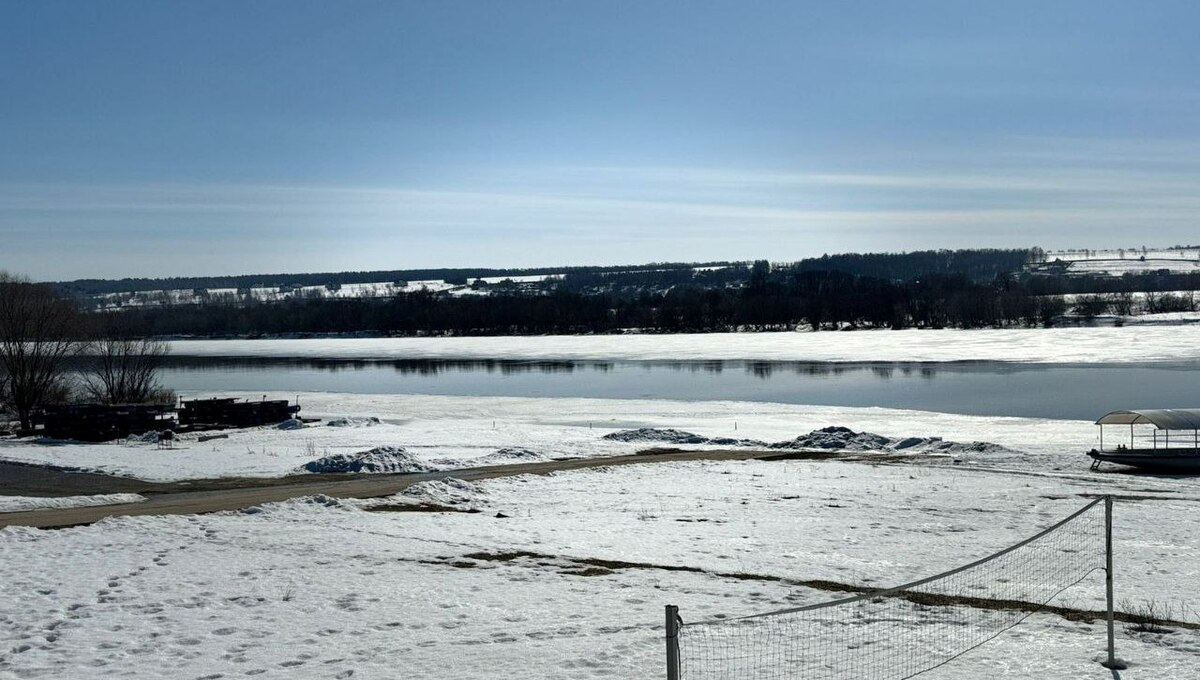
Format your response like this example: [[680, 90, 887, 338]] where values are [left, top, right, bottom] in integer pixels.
[[364, 503, 481, 514], [452, 549, 1200, 631]]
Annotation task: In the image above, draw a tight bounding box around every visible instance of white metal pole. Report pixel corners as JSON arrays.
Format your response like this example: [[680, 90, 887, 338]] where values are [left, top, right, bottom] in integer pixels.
[[1105, 496, 1116, 669]]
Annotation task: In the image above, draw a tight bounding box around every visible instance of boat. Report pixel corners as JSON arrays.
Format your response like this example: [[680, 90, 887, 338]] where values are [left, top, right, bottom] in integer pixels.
[[1088, 409, 1200, 472]]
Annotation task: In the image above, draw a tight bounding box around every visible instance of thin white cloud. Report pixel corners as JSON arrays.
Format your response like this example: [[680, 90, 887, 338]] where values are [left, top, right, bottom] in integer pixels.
[[4, 134, 1200, 278]]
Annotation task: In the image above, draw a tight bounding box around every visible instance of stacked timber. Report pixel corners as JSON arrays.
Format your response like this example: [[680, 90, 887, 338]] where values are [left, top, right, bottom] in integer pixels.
[[33, 404, 176, 442], [179, 397, 300, 429]]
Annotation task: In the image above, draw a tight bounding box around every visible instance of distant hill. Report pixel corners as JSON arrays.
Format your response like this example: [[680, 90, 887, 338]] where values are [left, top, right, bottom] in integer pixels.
[[55, 249, 1036, 299], [53, 261, 733, 297]]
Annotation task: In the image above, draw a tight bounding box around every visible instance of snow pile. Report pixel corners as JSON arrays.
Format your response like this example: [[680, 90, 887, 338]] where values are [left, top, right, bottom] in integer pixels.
[[428, 448, 547, 470], [126, 431, 161, 444], [604, 428, 710, 444], [299, 447, 432, 474], [275, 418, 304, 430], [770, 426, 893, 451], [601, 425, 1014, 457], [240, 494, 351, 515], [399, 478, 486, 507], [489, 447, 542, 461], [603, 428, 766, 447], [0, 493, 146, 513], [326, 416, 381, 427], [916, 439, 1012, 455], [469, 447, 546, 465], [770, 426, 1015, 456]]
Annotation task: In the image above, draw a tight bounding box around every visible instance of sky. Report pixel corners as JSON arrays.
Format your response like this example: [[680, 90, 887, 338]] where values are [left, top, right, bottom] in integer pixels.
[[2, 0, 1199, 281]]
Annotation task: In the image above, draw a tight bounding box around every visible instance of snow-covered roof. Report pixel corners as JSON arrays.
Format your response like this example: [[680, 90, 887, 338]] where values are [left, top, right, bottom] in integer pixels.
[[1096, 409, 1200, 430]]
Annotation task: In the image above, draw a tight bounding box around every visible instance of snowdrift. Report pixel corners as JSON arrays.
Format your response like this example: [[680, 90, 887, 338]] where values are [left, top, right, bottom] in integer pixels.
[[299, 447, 432, 474], [603, 425, 1014, 456]]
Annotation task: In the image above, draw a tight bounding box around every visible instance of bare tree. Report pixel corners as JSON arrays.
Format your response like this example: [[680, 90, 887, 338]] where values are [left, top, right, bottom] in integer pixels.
[[1107, 292, 1135, 317], [80, 334, 171, 405], [0, 272, 79, 430]]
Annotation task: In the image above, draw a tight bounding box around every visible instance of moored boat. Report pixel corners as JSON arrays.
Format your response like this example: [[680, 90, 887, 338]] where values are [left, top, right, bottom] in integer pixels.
[[1088, 409, 1200, 472]]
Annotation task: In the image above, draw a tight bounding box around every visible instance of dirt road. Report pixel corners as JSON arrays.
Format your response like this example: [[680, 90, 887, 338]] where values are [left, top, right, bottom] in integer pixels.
[[0, 449, 835, 529]]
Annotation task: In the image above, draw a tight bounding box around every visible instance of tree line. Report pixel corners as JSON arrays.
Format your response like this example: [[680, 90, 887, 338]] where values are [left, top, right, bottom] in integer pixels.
[[109, 266, 1084, 338], [55, 249, 1035, 298]]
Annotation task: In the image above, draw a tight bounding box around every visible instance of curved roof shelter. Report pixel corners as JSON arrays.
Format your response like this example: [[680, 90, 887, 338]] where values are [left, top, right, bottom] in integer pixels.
[[1095, 409, 1200, 430]]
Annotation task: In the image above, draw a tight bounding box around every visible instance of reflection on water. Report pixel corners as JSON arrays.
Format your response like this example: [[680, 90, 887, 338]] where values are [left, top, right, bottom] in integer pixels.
[[160, 356, 1027, 379], [158, 357, 1200, 421], [162, 356, 594, 376]]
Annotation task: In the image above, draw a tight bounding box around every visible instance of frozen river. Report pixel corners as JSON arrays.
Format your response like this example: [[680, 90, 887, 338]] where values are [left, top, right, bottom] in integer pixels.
[[158, 357, 1200, 420]]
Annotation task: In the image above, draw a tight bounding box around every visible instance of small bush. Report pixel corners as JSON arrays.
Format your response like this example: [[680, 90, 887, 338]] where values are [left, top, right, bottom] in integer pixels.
[[1122, 598, 1174, 633]]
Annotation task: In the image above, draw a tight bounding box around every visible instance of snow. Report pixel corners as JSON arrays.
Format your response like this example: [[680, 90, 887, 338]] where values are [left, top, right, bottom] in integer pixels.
[[393, 477, 488, 507], [476, 274, 561, 284], [768, 425, 1014, 455], [1043, 248, 1200, 276], [169, 325, 1200, 364], [300, 446, 432, 474], [1066, 259, 1200, 276], [83, 278, 486, 310], [2, 457, 1197, 678], [0, 494, 145, 513], [602, 427, 762, 445], [0, 392, 1103, 481], [325, 416, 381, 427], [1121, 311, 1200, 325], [395, 279, 457, 294]]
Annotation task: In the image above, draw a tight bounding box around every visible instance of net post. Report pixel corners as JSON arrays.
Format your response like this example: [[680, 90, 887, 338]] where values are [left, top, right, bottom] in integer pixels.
[[665, 604, 681, 680], [1102, 495, 1119, 669]]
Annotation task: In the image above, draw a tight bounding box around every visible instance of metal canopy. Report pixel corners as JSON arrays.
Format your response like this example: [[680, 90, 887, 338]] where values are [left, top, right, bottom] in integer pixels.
[[1095, 409, 1200, 430]]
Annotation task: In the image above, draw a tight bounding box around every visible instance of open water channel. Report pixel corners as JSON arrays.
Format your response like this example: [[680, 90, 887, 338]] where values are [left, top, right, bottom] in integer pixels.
[[158, 357, 1200, 421]]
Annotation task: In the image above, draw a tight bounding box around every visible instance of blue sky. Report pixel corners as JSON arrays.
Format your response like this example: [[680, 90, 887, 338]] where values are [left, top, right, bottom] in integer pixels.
[[2, 1, 1199, 280]]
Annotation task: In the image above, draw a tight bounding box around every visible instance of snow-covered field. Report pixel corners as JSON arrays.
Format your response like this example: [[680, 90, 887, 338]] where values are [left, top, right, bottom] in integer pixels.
[[4, 386, 1200, 677], [85, 273, 570, 310], [168, 325, 1200, 364], [3, 457, 1198, 678], [1042, 248, 1200, 276], [0, 393, 1103, 482], [92, 279, 471, 309]]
